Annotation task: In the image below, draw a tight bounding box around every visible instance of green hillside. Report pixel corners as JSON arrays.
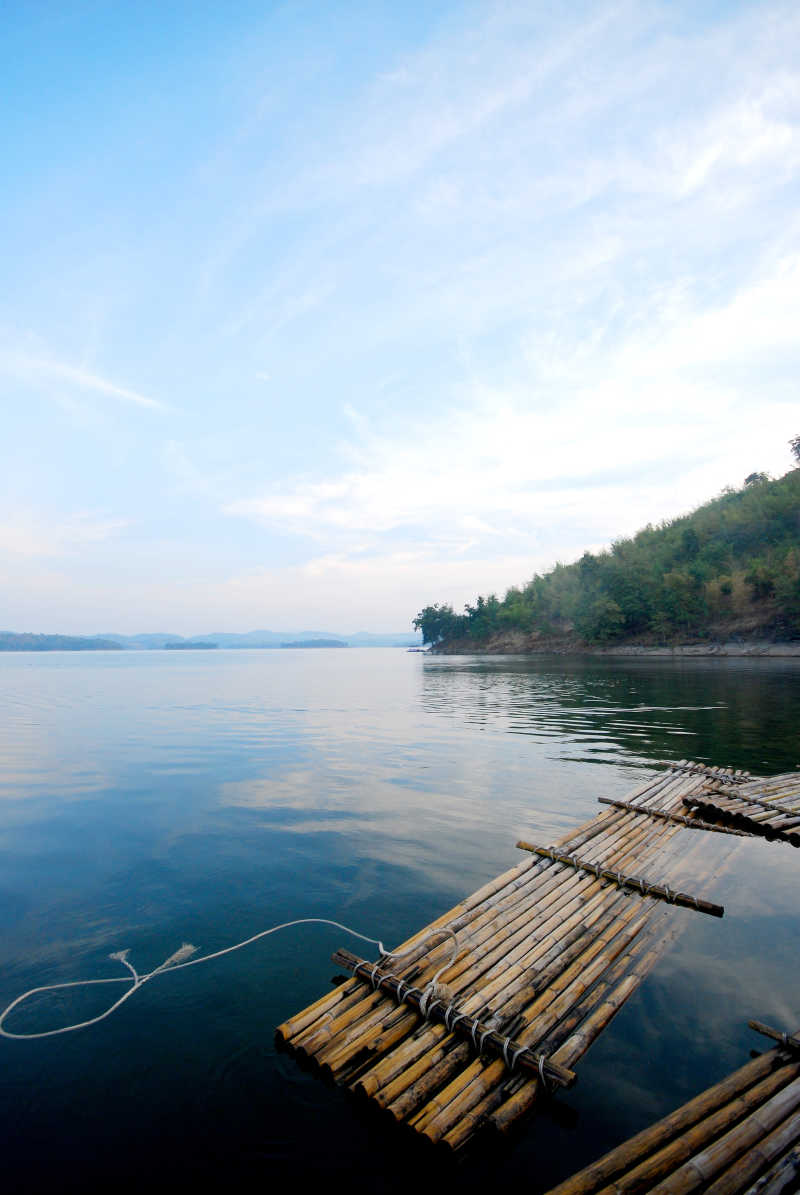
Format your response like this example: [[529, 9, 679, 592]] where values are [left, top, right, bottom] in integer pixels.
[[414, 466, 800, 650]]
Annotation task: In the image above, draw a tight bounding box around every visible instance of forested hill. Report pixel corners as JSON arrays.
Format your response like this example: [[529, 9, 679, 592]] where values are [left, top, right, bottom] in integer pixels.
[[414, 468, 800, 651]]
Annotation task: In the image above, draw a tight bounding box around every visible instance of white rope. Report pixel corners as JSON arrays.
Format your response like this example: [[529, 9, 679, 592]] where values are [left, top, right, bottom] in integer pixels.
[[0, 918, 458, 1041]]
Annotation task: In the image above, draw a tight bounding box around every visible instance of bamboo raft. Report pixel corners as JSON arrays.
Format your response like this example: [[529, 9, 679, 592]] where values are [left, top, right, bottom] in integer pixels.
[[545, 1022, 800, 1194], [276, 761, 740, 1152], [684, 771, 800, 846]]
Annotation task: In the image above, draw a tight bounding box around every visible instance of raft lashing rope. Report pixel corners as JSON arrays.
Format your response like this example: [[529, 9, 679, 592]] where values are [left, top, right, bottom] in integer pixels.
[[0, 918, 459, 1041]]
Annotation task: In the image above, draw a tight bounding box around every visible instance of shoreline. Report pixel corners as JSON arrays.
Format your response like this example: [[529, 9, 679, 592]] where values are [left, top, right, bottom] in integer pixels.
[[432, 637, 800, 658]]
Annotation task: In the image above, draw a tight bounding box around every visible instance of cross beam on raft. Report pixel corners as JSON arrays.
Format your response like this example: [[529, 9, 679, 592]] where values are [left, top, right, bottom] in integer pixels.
[[330, 948, 576, 1088], [514, 841, 725, 917], [597, 797, 747, 836], [705, 788, 800, 814], [749, 1020, 800, 1053]]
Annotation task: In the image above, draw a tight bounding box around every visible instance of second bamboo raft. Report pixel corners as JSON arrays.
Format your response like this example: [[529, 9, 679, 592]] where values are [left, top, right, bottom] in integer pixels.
[[684, 771, 800, 846], [544, 1022, 800, 1194]]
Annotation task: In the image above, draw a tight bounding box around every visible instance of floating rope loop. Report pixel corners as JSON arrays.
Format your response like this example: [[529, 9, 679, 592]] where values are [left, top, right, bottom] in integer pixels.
[[0, 917, 460, 1041]]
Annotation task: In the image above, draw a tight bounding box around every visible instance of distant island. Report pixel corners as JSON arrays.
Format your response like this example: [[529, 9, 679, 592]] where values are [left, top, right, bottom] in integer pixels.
[[0, 629, 421, 652], [0, 633, 122, 652], [280, 639, 347, 648], [164, 641, 218, 650], [415, 463, 800, 655]]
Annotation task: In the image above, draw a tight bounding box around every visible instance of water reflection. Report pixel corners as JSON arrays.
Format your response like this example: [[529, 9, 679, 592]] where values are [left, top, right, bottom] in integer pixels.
[[0, 650, 799, 1193], [422, 655, 800, 773]]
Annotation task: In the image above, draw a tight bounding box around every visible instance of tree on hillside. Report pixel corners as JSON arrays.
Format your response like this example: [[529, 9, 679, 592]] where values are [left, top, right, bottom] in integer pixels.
[[791, 435, 800, 466], [412, 603, 465, 645]]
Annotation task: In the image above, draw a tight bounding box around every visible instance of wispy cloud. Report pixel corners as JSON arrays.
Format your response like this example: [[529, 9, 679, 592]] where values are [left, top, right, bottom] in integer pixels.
[[1, 349, 167, 412], [0, 510, 128, 559]]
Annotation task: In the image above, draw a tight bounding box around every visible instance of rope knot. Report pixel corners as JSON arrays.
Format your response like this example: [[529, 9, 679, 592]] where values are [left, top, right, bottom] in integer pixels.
[[419, 981, 453, 1018]]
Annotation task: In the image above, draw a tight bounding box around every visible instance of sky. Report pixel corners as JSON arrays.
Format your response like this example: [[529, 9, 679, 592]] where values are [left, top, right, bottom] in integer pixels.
[[2, 0, 799, 635]]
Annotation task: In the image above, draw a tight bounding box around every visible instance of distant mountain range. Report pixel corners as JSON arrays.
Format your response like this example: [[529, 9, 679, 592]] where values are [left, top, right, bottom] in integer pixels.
[[0, 628, 422, 651], [97, 629, 421, 648], [0, 632, 123, 652]]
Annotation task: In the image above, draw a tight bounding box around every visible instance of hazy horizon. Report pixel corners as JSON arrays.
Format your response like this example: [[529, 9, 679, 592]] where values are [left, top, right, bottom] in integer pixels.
[[1, 626, 421, 641]]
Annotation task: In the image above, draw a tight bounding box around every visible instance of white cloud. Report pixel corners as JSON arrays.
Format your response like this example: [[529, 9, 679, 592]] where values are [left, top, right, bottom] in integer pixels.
[[0, 510, 128, 559], [224, 251, 798, 575], [217, 550, 543, 628]]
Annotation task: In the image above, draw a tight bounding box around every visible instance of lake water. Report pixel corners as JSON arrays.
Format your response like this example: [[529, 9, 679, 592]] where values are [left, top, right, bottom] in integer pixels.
[[1, 649, 798, 1192]]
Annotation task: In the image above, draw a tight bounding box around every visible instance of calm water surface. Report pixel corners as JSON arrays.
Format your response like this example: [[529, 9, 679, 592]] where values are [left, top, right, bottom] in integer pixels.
[[1, 649, 798, 1192]]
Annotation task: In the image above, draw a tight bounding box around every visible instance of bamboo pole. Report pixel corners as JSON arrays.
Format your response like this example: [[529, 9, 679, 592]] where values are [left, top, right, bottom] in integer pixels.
[[703, 1106, 800, 1195], [542, 1051, 798, 1194], [647, 1074, 800, 1195], [743, 1142, 800, 1195], [411, 906, 656, 1142], [350, 883, 633, 1102], [515, 842, 724, 917], [446, 906, 679, 1149], [442, 974, 646, 1154], [275, 974, 370, 1046], [546, 915, 677, 1064], [587, 1063, 800, 1195], [377, 889, 631, 1085], [487, 911, 678, 1137], [359, 887, 632, 1104], [386, 903, 650, 1129]]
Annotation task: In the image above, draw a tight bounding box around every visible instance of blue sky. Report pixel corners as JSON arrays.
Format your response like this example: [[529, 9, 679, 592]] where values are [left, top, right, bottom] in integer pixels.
[[2, 0, 799, 634]]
